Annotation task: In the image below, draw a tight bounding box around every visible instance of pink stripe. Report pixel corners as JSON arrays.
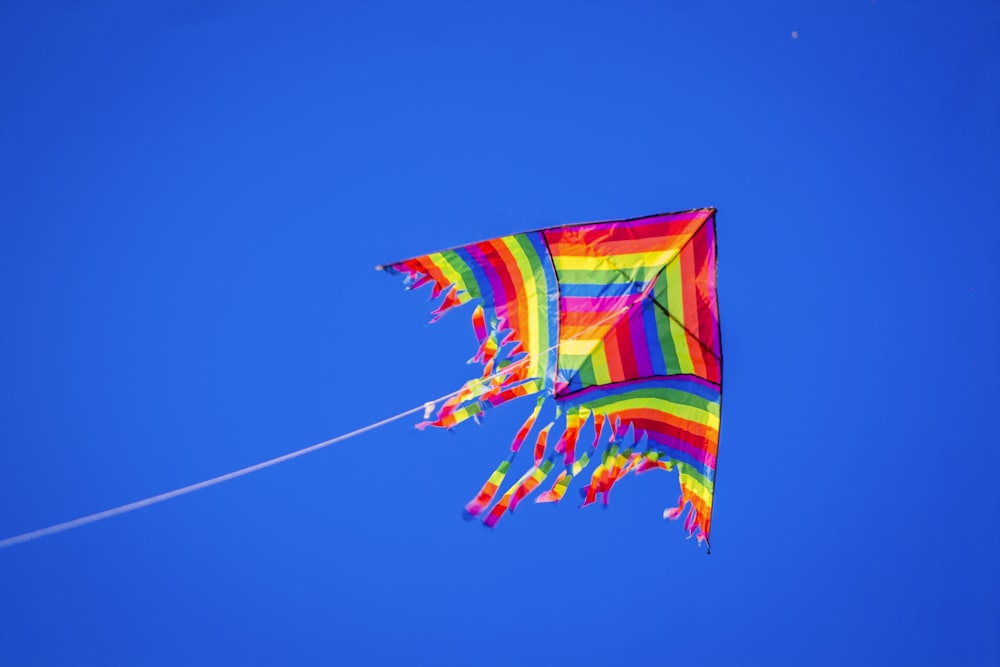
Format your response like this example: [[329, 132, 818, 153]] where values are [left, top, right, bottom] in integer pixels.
[[561, 296, 628, 313]]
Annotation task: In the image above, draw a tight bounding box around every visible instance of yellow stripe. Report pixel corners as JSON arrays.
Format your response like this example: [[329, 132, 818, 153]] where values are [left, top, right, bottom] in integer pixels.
[[590, 350, 612, 385], [500, 236, 543, 379], [678, 471, 713, 506], [589, 395, 720, 428], [434, 252, 471, 294], [552, 250, 677, 273], [668, 319, 695, 374], [560, 338, 603, 356]]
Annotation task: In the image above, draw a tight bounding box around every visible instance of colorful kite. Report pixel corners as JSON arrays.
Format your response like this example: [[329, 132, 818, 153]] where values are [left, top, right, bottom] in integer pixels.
[[379, 208, 722, 547]]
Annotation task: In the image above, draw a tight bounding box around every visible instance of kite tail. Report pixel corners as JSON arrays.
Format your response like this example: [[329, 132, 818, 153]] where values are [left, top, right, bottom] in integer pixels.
[[384, 262, 546, 434], [463, 399, 544, 519], [534, 406, 592, 504], [568, 405, 713, 543], [463, 457, 512, 519], [510, 398, 544, 452], [591, 413, 606, 450], [483, 417, 558, 524], [482, 465, 532, 528], [471, 304, 488, 345], [535, 470, 572, 504], [510, 458, 555, 512], [533, 422, 553, 465], [430, 285, 464, 323], [465, 398, 715, 542], [580, 439, 618, 508]]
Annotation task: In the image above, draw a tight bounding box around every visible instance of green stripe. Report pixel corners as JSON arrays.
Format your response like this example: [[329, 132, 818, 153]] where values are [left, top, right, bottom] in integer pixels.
[[653, 272, 683, 374], [509, 233, 552, 381], [580, 389, 721, 419], [663, 259, 693, 373], [557, 266, 661, 285], [436, 250, 482, 298], [677, 463, 714, 497]]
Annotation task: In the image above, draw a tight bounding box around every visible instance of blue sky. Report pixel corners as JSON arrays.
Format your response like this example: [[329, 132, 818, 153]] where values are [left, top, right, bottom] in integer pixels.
[[1, 2, 998, 665]]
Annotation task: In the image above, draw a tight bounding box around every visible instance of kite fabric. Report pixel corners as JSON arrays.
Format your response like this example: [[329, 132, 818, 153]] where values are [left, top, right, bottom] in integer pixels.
[[379, 207, 722, 546]]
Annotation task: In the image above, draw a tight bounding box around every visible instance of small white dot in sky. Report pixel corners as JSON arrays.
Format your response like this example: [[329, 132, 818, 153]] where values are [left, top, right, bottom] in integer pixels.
[[791, 31, 799, 39]]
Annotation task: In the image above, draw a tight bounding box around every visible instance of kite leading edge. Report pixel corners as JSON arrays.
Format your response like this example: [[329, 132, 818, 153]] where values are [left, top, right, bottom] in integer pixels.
[[379, 208, 722, 548]]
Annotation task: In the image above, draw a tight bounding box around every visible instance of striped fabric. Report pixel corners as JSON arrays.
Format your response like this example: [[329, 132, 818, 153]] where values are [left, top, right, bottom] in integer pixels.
[[561, 376, 721, 540], [381, 208, 722, 547], [383, 232, 558, 426], [544, 209, 720, 394]]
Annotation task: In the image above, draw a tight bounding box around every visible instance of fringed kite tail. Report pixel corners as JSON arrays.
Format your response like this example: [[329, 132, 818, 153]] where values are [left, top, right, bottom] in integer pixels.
[[463, 458, 512, 520], [383, 256, 549, 436], [535, 470, 571, 504], [455, 396, 716, 542], [511, 398, 544, 453], [507, 459, 554, 513], [463, 399, 545, 520]]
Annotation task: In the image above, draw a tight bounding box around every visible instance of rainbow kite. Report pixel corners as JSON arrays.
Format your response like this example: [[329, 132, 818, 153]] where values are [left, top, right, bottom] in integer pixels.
[[379, 208, 722, 547]]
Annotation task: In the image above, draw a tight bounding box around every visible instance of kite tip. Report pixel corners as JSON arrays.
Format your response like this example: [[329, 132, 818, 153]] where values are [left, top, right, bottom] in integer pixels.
[[375, 264, 385, 271]]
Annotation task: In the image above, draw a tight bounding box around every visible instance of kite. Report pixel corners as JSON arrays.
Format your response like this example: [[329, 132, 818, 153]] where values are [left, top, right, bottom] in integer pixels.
[[379, 207, 722, 547]]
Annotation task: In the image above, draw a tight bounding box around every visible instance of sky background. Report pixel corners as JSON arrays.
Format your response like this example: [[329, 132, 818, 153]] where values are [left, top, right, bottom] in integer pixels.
[[1, 2, 998, 666]]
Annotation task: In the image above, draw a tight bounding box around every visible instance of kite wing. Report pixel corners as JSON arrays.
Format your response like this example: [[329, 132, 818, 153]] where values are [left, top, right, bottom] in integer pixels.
[[380, 208, 721, 546]]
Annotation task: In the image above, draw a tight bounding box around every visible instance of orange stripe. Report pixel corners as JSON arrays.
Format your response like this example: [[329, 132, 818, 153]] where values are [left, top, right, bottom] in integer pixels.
[[559, 324, 611, 339], [682, 489, 712, 524], [562, 311, 617, 328]]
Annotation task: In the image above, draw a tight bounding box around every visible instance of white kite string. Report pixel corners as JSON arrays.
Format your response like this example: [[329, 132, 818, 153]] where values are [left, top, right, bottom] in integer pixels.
[[0, 404, 427, 550], [0, 304, 633, 551]]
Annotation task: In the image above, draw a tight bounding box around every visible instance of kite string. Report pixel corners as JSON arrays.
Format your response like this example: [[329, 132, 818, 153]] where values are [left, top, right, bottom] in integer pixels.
[[0, 403, 425, 550], [0, 303, 633, 551]]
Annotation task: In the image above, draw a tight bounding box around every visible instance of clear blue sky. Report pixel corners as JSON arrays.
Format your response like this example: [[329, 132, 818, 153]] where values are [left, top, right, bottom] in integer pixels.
[[2, 2, 998, 665]]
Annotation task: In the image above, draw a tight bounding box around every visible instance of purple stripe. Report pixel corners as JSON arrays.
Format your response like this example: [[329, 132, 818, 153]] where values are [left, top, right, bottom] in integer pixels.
[[645, 430, 717, 469], [558, 375, 721, 404], [627, 306, 654, 378], [460, 243, 512, 322]]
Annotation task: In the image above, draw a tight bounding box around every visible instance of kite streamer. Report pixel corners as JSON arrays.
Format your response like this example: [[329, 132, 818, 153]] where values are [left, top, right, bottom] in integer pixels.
[[381, 207, 722, 546]]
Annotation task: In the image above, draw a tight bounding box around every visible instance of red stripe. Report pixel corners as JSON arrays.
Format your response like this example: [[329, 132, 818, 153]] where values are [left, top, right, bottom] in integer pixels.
[[476, 240, 531, 382], [412, 258, 456, 295], [694, 223, 722, 382], [509, 473, 543, 511], [678, 239, 707, 378], [611, 315, 640, 384], [689, 223, 714, 378], [544, 211, 709, 251], [603, 327, 626, 382], [475, 240, 520, 326]]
